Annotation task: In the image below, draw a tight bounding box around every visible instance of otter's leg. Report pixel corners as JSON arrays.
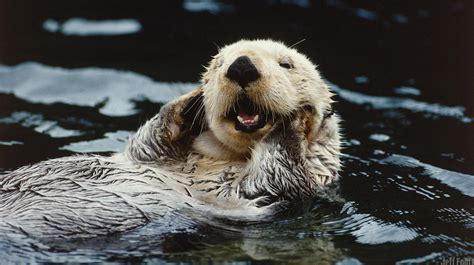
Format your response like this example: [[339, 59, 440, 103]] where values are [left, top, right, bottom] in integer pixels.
[[126, 88, 206, 163], [238, 110, 335, 202]]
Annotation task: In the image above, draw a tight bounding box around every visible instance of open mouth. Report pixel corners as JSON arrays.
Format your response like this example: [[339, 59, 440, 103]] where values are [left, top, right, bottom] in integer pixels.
[[227, 95, 267, 133]]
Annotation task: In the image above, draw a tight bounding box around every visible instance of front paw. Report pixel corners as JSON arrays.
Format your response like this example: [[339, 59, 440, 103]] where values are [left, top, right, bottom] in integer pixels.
[[160, 88, 206, 141], [294, 107, 316, 142], [263, 108, 315, 143]]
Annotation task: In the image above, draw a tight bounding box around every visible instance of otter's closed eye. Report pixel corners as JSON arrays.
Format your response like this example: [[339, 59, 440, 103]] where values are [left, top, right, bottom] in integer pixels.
[[279, 59, 293, 69]]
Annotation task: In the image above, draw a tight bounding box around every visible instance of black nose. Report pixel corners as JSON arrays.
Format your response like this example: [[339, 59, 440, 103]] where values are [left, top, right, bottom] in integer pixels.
[[226, 56, 260, 88]]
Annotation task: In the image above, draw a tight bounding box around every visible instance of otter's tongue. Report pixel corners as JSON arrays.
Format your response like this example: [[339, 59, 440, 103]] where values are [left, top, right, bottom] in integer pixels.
[[233, 98, 266, 132], [237, 110, 260, 126]]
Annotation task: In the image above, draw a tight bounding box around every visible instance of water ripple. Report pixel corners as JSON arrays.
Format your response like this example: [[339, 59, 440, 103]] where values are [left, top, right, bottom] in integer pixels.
[[379, 154, 474, 197], [330, 82, 472, 123]]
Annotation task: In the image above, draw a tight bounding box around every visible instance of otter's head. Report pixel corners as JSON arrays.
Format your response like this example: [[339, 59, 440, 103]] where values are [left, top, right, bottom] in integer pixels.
[[194, 39, 333, 160]]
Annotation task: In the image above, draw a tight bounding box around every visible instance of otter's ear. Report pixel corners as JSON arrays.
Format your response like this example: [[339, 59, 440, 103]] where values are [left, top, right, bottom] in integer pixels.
[[181, 91, 207, 135]]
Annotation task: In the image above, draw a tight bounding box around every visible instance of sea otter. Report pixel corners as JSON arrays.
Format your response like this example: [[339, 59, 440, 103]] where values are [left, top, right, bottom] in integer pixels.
[[0, 40, 341, 238]]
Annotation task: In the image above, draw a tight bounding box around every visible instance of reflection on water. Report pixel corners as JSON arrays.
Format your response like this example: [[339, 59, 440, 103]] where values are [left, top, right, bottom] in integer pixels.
[[330, 82, 471, 123], [0, 62, 472, 264], [183, 0, 234, 14], [43, 18, 142, 36], [0, 63, 196, 116], [0, 111, 83, 138], [60, 130, 132, 153], [394, 86, 421, 96]]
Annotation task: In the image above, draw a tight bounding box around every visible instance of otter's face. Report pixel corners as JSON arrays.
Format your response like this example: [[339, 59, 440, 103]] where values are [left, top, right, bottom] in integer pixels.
[[200, 40, 332, 156]]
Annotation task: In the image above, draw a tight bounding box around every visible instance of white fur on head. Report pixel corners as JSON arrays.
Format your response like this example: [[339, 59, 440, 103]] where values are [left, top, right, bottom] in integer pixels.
[[194, 39, 334, 159]]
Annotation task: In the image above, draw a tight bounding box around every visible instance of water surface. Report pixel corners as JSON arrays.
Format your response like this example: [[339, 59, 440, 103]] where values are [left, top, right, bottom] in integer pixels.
[[0, 1, 472, 264]]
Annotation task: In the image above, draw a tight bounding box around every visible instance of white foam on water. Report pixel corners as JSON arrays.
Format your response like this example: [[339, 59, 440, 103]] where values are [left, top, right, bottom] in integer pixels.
[[0, 62, 197, 116], [43, 18, 141, 36]]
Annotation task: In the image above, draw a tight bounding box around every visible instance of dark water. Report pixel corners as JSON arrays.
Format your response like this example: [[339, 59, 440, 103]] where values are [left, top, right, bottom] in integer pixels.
[[0, 0, 473, 264]]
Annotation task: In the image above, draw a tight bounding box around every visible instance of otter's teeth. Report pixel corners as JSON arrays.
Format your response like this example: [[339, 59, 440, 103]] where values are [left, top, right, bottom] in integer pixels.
[[253, 114, 259, 123], [237, 114, 260, 125]]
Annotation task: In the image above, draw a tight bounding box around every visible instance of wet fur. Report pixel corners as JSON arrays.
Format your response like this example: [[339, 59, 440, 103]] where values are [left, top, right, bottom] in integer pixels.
[[0, 40, 341, 238]]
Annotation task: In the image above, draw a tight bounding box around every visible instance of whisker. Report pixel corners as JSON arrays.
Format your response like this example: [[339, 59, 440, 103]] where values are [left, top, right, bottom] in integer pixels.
[[232, 98, 237, 114], [190, 101, 205, 130], [289, 38, 306, 48], [198, 105, 206, 134], [183, 94, 202, 115]]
